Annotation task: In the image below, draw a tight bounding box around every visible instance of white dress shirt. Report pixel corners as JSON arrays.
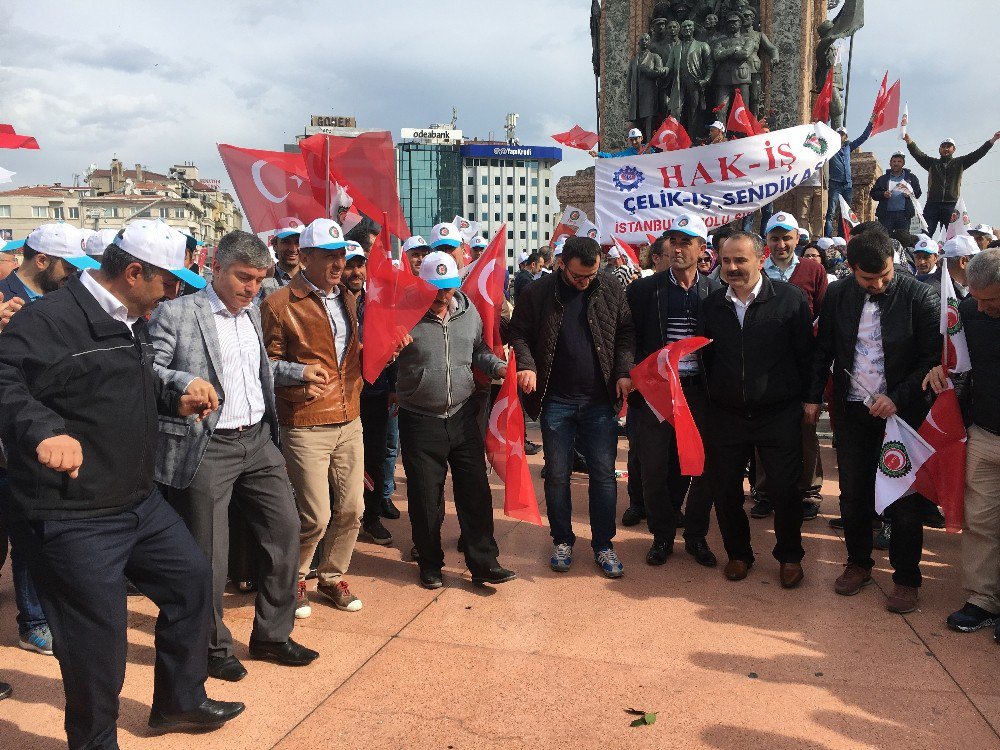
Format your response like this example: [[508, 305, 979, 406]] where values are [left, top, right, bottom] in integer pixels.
[[80, 270, 139, 329], [848, 295, 887, 402], [301, 272, 349, 366], [725, 274, 764, 328], [205, 284, 265, 429]]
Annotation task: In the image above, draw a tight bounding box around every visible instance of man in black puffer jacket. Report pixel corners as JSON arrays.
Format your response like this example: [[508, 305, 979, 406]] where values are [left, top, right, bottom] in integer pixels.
[[509, 236, 634, 579]]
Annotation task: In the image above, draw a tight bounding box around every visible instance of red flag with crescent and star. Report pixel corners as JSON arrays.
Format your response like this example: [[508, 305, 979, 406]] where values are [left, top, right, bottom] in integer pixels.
[[485, 350, 543, 525], [870, 77, 901, 137], [726, 89, 762, 137], [611, 236, 641, 267], [0, 124, 39, 149], [551, 125, 599, 151], [629, 337, 712, 476], [912, 383, 967, 532], [812, 67, 834, 123], [644, 116, 692, 153], [461, 225, 507, 383]]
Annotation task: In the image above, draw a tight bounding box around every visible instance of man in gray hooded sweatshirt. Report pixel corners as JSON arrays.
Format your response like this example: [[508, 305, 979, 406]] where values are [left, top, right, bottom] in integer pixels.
[[395, 250, 516, 590]]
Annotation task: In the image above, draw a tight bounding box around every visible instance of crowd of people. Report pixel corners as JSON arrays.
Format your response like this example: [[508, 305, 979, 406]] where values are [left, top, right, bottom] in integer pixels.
[[0, 138, 999, 750]]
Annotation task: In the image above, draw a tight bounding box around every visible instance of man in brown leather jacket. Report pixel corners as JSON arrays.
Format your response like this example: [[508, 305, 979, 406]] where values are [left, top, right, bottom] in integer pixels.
[[261, 218, 365, 620]]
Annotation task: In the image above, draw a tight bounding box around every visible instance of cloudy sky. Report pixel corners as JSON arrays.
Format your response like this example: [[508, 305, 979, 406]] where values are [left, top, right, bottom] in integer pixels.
[[2, 0, 999, 224]]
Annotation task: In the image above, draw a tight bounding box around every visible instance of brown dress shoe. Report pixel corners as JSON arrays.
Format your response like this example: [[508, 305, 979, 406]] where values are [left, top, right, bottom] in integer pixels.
[[779, 562, 804, 589], [885, 584, 919, 614], [724, 559, 752, 581], [834, 563, 873, 596]]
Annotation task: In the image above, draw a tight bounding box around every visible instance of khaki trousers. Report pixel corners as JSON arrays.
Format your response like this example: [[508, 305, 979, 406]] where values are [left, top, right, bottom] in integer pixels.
[[963, 426, 1000, 614], [281, 419, 364, 584]]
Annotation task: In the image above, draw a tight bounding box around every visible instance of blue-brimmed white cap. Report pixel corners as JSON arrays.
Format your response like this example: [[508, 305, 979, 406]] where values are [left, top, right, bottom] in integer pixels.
[[418, 251, 461, 289], [913, 236, 940, 255], [345, 240, 367, 261], [943, 235, 980, 259], [85, 228, 119, 258], [765, 212, 800, 235], [26, 223, 99, 270], [430, 222, 461, 249], [471, 236, 488, 249], [402, 235, 430, 253], [298, 218, 348, 251], [969, 223, 993, 237], [2, 238, 25, 253], [666, 213, 708, 241], [114, 219, 205, 288]]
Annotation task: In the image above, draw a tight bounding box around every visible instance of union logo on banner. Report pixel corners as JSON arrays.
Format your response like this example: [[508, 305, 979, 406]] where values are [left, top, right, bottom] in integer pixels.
[[946, 298, 963, 335], [613, 165, 645, 192], [570, 210, 581, 221], [879, 441, 912, 479], [803, 133, 829, 155]]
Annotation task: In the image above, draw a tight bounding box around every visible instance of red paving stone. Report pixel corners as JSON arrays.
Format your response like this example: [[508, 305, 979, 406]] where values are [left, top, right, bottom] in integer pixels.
[[1, 433, 998, 749]]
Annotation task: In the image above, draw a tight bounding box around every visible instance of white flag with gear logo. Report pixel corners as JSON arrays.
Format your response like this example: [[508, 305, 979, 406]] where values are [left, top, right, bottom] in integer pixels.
[[875, 415, 934, 515]]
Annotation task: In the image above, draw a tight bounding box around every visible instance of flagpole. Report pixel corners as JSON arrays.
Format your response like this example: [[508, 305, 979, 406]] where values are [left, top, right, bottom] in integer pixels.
[[843, 33, 855, 123], [325, 135, 332, 220]]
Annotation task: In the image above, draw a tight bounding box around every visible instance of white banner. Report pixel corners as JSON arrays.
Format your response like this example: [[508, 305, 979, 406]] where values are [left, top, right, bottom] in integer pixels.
[[595, 123, 839, 244]]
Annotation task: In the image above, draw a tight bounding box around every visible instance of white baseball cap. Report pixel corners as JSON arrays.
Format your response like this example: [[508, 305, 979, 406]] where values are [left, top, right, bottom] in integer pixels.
[[113, 219, 204, 288], [913, 236, 940, 255], [891, 151, 906, 159], [627, 128, 643, 139], [941, 138, 956, 147], [518, 251, 530, 264], [345, 240, 367, 261], [765, 212, 800, 235], [943, 234, 980, 258], [85, 228, 119, 258], [816, 237, 835, 250], [832, 236, 848, 247], [298, 218, 348, 251], [551, 238, 565, 257], [471, 236, 488, 249], [666, 213, 708, 241], [798, 228, 811, 242], [607, 247, 622, 259], [429, 222, 461, 249], [836, 127, 849, 135], [418, 250, 461, 289], [402, 235, 430, 253], [709, 121, 725, 131], [26, 223, 99, 270], [969, 223, 993, 236]]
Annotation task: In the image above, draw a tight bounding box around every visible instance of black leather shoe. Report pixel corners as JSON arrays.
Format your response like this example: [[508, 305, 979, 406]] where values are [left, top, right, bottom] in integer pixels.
[[148, 699, 245, 730], [802, 500, 821, 521], [419, 569, 443, 589], [828, 516, 844, 529], [645, 540, 673, 566], [248, 638, 319, 666], [380, 499, 401, 520], [749, 498, 773, 518], [207, 654, 247, 682], [524, 440, 542, 456], [472, 567, 517, 585], [572, 454, 589, 474], [621, 506, 646, 527], [0, 681, 11, 701], [684, 537, 717, 567], [362, 519, 393, 546]]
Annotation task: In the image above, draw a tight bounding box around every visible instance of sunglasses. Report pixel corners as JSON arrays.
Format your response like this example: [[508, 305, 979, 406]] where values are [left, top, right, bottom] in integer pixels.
[[698, 256, 712, 263]]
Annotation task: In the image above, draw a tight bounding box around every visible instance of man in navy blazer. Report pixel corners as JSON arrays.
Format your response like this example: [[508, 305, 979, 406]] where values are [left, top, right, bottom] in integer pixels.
[[148, 230, 327, 681]]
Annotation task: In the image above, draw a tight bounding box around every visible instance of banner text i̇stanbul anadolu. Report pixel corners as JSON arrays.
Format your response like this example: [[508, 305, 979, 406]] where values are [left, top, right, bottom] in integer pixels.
[[595, 122, 839, 244]]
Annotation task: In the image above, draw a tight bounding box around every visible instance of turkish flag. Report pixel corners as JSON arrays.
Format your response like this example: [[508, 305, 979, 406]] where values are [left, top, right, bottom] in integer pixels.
[[611, 236, 640, 267], [911, 384, 967, 532], [485, 350, 543, 525], [461, 226, 507, 383], [812, 67, 834, 123], [629, 337, 712, 475], [871, 78, 901, 136], [218, 144, 326, 234], [551, 125, 599, 151], [645, 116, 692, 153], [0, 124, 39, 150], [361, 233, 438, 384], [727, 89, 762, 137], [298, 132, 410, 240]]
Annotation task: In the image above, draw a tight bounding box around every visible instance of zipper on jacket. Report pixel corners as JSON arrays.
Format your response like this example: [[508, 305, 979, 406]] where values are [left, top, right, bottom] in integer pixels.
[[538, 285, 564, 405], [443, 318, 452, 416]]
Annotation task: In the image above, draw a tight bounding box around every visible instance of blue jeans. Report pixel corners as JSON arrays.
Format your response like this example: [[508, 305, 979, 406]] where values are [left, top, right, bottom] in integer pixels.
[[382, 407, 399, 501], [825, 183, 853, 237], [0, 469, 48, 636], [540, 400, 619, 551]]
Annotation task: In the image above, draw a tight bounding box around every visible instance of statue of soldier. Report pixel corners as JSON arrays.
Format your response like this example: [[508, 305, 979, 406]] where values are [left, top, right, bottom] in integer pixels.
[[742, 6, 778, 120], [628, 34, 670, 141], [676, 19, 714, 138], [815, 19, 848, 130], [701, 12, 722, 45], [711, 12, 752, 125], [650, 17, 683, 123]]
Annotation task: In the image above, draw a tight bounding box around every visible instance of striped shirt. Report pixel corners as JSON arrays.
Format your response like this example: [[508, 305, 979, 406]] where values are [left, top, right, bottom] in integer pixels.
[[205, 284, 265, 429], [664, 269, 701, 375]]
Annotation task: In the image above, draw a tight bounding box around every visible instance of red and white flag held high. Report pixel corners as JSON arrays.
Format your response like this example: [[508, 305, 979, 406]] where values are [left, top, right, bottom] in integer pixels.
[[872, 72, 890, 115], [871, 79, 901, 137], [945, 197, 971, 241], [485, 350, 543, 525], [727, 88, 761, 137], [645, 116, 692, 153], [0, 124, 39, 150], [812, 67, 834, 124], [912, 383, 968, 532], [551, 125, 599, 151], [940, 259, 972, 374], [461, 225, 507, 376], [899, 102, 909, 139], [551, 205, 587, 245], [629, 337, 712, 476], [611, 236, 640, 267], [875, 415, 935, 515]]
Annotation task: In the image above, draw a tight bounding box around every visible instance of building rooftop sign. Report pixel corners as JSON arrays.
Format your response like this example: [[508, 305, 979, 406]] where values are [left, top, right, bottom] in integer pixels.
[[460, 144, 562, 162], [400, 128, 463, 144]]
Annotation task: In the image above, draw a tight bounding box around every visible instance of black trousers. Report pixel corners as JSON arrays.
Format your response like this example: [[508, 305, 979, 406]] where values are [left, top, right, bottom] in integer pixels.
[[360, 394, 390, 524], [835, 402, 924, 587], [923, 200, 957, 238], [709, 401, 805, 564], [632, 381, 714, 544], [9, 487, 211, 750], [398, 400, 500, 576]]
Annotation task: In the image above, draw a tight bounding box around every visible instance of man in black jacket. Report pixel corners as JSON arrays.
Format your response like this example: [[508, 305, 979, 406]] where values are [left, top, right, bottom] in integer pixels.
[[509, 236, 634, 579], [627, 214, 721, 568], [805, 226, 940, 614], [0, 222, 244, 749], [699, 232, 814, 588], [870, 152, 922, 233]]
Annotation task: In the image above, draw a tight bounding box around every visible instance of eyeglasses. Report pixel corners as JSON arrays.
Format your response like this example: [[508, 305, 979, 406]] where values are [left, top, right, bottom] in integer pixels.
[[803, 253, 822, 260], [565, 267, 599, 282]]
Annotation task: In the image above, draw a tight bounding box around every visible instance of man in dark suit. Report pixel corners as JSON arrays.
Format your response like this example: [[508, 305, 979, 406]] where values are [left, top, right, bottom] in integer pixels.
[[806, 226, 940, 613], [149, 230, 325, 681], [700, 231, 815, 588]]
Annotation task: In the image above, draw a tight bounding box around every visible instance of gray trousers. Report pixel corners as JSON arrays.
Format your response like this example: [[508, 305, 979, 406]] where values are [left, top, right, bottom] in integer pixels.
[[168, 421, 300, 658]]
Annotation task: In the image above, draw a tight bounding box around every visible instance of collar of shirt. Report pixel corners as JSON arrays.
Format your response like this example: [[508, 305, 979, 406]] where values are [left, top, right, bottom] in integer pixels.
[[725, 273, 764, 307], [763, 253, 798, 281], [301, 272, 341, 301], [13, 272, 41, 301], [79, 269, 138, 327], [204, 282, 252, 319]]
